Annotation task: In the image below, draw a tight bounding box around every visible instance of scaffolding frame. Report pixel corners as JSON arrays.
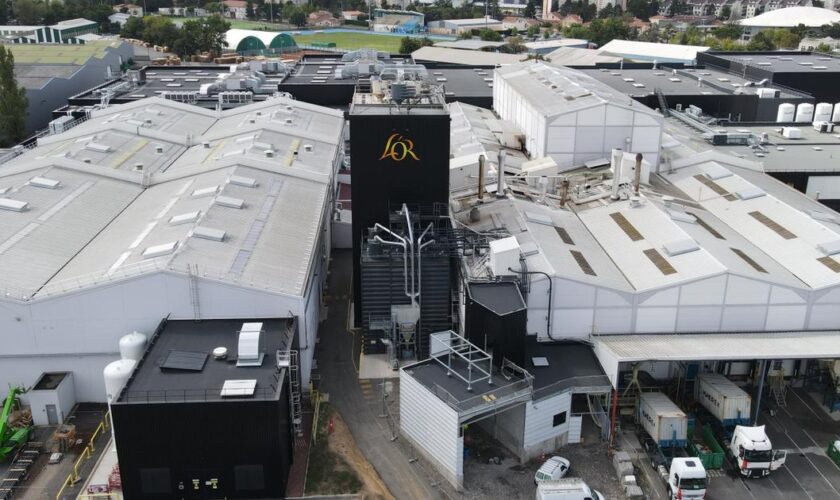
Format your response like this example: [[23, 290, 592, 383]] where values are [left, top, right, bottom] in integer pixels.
[[430, 330, 493, 392]]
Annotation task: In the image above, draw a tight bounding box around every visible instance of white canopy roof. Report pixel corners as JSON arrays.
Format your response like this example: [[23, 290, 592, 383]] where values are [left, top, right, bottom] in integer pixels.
[[739, 6, 840, 28]]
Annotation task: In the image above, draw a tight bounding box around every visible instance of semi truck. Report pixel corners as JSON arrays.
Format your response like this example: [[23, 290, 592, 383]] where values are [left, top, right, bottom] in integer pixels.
[[695, 374, 786, 477], [638, 393, 707, 499]]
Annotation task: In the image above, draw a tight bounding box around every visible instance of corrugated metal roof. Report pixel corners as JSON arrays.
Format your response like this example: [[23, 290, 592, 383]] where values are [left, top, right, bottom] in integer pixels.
[[594, 331, 840, 361]]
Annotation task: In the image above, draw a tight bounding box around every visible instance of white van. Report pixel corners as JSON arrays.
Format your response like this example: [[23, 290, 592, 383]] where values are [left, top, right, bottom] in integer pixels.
[[535, 456, 571, 483], [536, 478, 606, 500]]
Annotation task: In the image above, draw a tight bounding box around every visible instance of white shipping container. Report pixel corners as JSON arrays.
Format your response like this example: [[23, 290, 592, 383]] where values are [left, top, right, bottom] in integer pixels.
[[639, 392, 687, 446], [697, 374, 751, 425]]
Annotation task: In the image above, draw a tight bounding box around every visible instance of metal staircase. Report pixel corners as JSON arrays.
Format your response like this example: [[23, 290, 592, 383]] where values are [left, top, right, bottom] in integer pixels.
[[655, 89, 670, 117], [769, 370, 787, 408], [283, 350, 304, 437]]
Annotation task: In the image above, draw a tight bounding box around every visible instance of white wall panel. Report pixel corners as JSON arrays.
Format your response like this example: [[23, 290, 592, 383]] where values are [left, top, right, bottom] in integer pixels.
[[549, 308, 593, 339], [679, 276, 726, 306], [604, 127, 634, 151], [577, 106, 605, 126], [720, 305, 767, 331], [549, 113, 577, 126], [606, 106, 634, 126], [596, 288, 632, 307], [635, 307, 677, 333], [631, 126, 660, 153], [574, 127, 605, 153], [524, 391, 571, 447], [546, 127, 576, 153], [676, 306, 723, 331], [633, 112, 663, 127], [815, 286, 840, 304], [764, 305, 807, 331], [769, 285, 807, 304], [806, 176, 840, 199], [399, 370, 463, 489], [594, 308, 633, 334], [638, 287, 679, 306], [552, 279, 596, 308], [725, 276, 770, 305], [808, 305, 840, 329]]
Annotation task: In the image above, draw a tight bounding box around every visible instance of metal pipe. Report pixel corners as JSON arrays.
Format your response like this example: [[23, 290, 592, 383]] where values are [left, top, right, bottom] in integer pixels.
[[633, 153, 643, 195], [559, 178, 570, 207], [417, 223, 433, 304], [507, 267, 556, 341], [402, 204, 416, 306], [478, 154, 486, 200], [753, 359, 767, 425], [610, 149, 623, 201], [496, 150, 506, 198], [374, 223, 410, 300]]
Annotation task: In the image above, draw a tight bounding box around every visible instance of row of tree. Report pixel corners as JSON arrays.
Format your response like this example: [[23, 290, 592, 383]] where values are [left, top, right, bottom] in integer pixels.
[[3, 0, 116, 31], [121, 15, 231, 56], [0, 46, 27, 148]]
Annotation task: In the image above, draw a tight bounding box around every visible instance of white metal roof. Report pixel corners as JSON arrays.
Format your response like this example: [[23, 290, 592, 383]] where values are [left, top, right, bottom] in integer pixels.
[[0, 96, 344, 301], [412, 46, 528, 66], [545, 47, 622, 66], [598, 40, 709, 62], [594, 331, 840, 361], [738, 6, 840, 27]]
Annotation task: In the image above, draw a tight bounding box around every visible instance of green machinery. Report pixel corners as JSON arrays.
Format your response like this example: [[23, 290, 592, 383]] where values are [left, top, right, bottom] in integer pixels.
[[0, 387, 30, 461]]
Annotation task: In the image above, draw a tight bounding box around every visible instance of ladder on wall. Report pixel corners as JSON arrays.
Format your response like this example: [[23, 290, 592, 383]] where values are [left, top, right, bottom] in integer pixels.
[[769, 370, 787, 408], [187, 264, 201, 320], [288, 350, 304, 437], [655, 89, 670, 117]]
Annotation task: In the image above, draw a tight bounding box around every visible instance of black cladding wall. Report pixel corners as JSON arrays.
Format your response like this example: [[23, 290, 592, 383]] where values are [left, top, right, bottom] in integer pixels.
[[465, 283, 528, 368], [111, 389, 293, 499], [349, 112, 450, 322]]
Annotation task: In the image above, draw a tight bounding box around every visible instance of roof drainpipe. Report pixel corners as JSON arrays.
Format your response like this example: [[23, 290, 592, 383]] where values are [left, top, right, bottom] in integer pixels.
[[496, 150, 506, 198], [634, 153, 643, 195], [610, 148, 623, 201], [402, 204, 416, 306], [559, 178, 570, 207], [477, 154, 486, 201]]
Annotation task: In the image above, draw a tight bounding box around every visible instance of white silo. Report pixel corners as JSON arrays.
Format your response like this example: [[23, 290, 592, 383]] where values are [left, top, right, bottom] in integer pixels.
[[815, 102, 833, 122], [795, 103, 814, 123], [833, 103, 840, 123], [119, 331, 147, 361], [776, 103, 795, 123], [104, 359, 136, 404]]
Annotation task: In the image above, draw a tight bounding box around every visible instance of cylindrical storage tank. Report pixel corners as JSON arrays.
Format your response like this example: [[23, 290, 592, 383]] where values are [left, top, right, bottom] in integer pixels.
[[696, 373, 751, 427], [814, 102, 833, 122], [833, 103, 840, 123], [639, 392, 688, 448], [795, 103, 814, 123], [119, 331, 147, 361], [104, 359, 136, 404], [776, 103, 795, 123]]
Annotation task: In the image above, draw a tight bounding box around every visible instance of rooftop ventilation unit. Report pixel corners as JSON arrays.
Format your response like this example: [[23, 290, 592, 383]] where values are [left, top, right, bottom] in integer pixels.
[[264, 150, 274, 158], [818, 239, 840, 256], [193, 226, 226, 242], [702, 163, 732, 180], [202, 141, 211, 149], [221, 379, 257, 397], [85, 142, 111, 153], [810, 210, 839, 224], [667, 209, 696, 224], [735, 187, 766, 200], [663, 238, 700, 257], [524, 211, 553, 226], [236, 322, 265, 367], [142, 241, 178, 258], [134, 163, 144, 172], [303, 144, 313, 152], [0, 198, 28, 212], [192, 186, 219, 198], [29, 177, 60, 189], [155, 145, 164, 154], [230, 176, 257, 188], [215, 196, 244, 209], [169, 211, 201, 225], [83, 158, 92, 164]]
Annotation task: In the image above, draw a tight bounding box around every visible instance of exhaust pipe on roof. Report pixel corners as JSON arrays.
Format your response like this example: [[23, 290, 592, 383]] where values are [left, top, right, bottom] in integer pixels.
[[634, 153, 643, 195], [496, 150, 506, 198], [610, 148, 623, 201], [478, 154, 486, 201]]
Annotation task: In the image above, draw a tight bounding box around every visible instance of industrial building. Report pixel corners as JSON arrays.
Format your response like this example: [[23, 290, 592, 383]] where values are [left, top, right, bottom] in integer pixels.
[[0, 18, 98, 44], [111, 318, 297, 499], [597, 40, 710, 65], [225, 29, 297, 55], [53, 61, 290, 122], [0, 95, 345, 403], [699, 51, 840, 104], [10, 41, 133, 133], [580, 66, 813, 122], [493, 61, 664, 171]]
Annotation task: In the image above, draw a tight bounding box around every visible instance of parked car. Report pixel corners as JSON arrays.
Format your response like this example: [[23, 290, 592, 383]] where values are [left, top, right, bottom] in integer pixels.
[[535, 456, 570, 483]]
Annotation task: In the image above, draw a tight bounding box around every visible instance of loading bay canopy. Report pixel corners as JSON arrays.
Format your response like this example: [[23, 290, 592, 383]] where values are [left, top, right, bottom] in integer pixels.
[[592, 331, 840, 388]]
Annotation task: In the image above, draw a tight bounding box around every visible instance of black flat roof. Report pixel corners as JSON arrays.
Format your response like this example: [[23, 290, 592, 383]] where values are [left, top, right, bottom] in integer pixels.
[[406, 355, 525, 404], [468, 281, 526, 316], [704, 52, 840, 73], [117, 318, 295, 404], [33, 372, 69, 391], [524, 337, 611, 392]]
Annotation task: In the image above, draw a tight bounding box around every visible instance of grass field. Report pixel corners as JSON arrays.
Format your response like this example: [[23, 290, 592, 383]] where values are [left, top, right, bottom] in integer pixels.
[[292, 32, 403, 52], [169, 17, 294, 30]]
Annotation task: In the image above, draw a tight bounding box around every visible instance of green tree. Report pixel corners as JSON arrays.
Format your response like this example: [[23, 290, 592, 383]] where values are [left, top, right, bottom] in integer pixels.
[[290, 8, 306, 26], [0, 0, 7, 24], [598, 3, 613, 18], [822, 22, 840, 38], [205, 2, 222, 13], [13, 0, 45, 24], [502, 35, 526, 52], [524, 0, 536, 18], [526, 24, 540, 37], [121, 16, 144, 39], [479, 27, 502, 40], [0, 45, 27, 146], [398, 36, 432, 53], [746, 30, 775, 50], [720, 5, 731, 19], [142, 16, 180, 47], [815, 42, 832, 53], [712, 22, 741, 39], [246, 0, 255, 19]]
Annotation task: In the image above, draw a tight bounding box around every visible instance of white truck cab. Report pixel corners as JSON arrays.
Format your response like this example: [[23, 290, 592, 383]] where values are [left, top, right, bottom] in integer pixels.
[[666, 458, 707, 500], [535, 478, 605, 500], [729, 425, 786, 477]]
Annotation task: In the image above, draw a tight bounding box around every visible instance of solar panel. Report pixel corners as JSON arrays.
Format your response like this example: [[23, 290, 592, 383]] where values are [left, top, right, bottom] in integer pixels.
[[818, 256, 840, 273], [748, 211, 796, 240], [160, 350, 208, 371], [732, 248, 767, 274], [610, 212, 643, 242], [570, 250, 596, 276], [643, 248, 677, 275]]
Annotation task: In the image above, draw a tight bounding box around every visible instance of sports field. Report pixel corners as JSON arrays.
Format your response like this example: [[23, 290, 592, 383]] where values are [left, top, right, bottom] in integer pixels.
[[292, 32, 404, 52]]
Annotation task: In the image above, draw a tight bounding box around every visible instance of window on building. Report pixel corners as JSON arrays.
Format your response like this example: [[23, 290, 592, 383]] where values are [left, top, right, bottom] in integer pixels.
[[553, 411, 567, 427]]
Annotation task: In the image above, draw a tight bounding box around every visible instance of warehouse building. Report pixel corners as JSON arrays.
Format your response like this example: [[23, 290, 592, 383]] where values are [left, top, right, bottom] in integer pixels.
[[580, 66, 813, 122], [597, 40, 709, 65], [699, 51, 840, 104], [0, 18, 98, 44], [225, 29, 297, 55], [493, 61, 664, 171], [0, 96, 345, 402], [10, 41, 133, 133], [111, 318, 297, 499]]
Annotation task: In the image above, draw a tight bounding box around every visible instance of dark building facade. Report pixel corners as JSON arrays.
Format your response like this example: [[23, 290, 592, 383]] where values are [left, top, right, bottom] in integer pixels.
[[111, 318, 297, 500], [465, 281, 527, 368], [349, 81, 450, 323]]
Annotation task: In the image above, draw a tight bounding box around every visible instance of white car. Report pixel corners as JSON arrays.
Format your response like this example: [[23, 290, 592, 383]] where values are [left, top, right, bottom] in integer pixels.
[[535, 456, 571, 483]]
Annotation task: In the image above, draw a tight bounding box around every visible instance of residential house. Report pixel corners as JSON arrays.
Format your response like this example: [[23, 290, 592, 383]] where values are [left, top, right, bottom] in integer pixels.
[[309, 10, 342, 26], [108, 12, 131, 27], [502, 16, 541, 31], [799, 36, 840, 51], [342, 10, 365, 20], [113, 3, 144, 16], [223, 0, 248, 19]]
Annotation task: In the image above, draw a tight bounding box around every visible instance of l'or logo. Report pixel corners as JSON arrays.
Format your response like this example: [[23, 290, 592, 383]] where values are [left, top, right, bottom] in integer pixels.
[[379, 133, 420, 162]]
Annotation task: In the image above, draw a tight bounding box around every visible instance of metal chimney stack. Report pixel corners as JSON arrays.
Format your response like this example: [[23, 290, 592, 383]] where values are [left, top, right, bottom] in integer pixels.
[[634, 153, 643, 195]]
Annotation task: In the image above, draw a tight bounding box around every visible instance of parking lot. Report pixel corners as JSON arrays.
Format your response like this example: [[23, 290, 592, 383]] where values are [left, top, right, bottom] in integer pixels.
[[633, 387, 840, 500]]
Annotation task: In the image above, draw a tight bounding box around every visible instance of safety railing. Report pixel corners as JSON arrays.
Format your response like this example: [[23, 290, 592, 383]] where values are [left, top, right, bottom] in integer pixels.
[[532, 375, 613, 402], [119, 387, 279, 403], [310, 389, 322, 445], [55, 410, 111, 500]]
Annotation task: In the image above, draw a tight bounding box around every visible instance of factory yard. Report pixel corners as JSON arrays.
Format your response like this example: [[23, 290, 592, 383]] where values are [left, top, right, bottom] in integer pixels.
[[292, 32, 404, 52], [623, 387, 840, 500]]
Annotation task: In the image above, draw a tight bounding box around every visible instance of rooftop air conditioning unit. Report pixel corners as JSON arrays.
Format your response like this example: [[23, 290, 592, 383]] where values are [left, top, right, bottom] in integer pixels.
[[236, 322, 265, 367], [134, 163, 144, 172]]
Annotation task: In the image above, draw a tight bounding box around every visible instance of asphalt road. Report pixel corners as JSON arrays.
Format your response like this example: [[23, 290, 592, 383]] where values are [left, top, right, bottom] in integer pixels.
[[635, 387, 840, 500], [316, 250, 445, 500]]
